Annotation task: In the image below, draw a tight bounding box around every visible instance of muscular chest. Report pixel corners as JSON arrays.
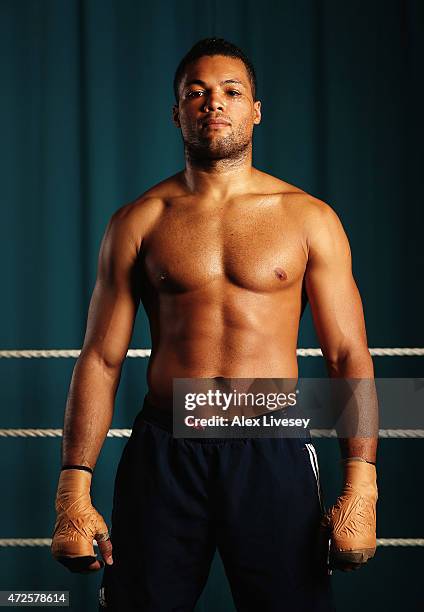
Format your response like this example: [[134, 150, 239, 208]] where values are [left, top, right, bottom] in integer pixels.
[[142, 201, 307, 293]]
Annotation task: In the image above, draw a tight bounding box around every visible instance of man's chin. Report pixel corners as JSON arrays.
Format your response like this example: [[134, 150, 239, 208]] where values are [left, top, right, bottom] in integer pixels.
[[189, 145, 231, 161], [187, 140, 249, 161]]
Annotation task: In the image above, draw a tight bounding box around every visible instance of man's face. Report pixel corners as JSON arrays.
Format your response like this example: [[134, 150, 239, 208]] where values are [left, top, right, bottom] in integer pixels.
[[172, 55, 261, 161]]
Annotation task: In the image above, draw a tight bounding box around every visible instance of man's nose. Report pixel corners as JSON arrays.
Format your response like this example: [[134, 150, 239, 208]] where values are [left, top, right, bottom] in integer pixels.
[[202, 92, 225, 112]]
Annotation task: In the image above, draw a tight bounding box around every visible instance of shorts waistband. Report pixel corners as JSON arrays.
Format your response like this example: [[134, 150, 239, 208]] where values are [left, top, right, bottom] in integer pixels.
[[138, 395, 174, 433]]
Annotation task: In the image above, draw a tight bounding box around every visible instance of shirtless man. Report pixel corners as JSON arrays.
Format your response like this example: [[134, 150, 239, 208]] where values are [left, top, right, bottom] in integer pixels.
[[52, 38, 378, 611]]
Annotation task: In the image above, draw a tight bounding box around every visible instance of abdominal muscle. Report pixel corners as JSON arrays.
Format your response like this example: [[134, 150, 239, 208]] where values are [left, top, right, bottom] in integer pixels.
[[145, 288, 301, 408]]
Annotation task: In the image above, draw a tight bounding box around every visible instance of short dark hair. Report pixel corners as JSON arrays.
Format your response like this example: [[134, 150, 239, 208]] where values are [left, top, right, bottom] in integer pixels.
[[173, 37, 257, 103]]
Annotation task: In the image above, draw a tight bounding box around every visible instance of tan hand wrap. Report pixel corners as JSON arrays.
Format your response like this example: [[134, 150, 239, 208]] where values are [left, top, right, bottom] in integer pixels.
[[51, 470, 109, 563], [322, 459, 378, 565]]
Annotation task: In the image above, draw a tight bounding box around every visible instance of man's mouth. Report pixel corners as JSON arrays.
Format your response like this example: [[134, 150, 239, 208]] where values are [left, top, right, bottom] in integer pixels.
[[202, 119, 231, 128]]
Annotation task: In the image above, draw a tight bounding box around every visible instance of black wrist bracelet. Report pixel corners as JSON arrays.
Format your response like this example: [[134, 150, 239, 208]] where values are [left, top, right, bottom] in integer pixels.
[[61, 464, 93, 474], [342, 457, 376, 466]]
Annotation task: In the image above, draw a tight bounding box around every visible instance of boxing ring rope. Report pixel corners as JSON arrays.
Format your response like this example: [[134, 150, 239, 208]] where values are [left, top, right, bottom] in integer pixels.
[[1, 538, 423, 548], [1, 346, 423, 550], [1, 428, 424, 438], [1, 347, 424, 358]]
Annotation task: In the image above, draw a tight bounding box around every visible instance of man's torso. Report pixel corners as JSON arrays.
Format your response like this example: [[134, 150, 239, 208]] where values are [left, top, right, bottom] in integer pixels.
[[122, 168, 320, 405]]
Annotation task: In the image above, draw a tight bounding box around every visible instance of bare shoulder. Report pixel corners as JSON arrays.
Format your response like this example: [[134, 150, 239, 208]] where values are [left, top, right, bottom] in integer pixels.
[[106, 196, 163, 253], [254, 169, 342, 226], [293, 192, 341, 225], [108, 172, 184, 249], [290, 193, 351, 259], [253, 168, 306, 197]]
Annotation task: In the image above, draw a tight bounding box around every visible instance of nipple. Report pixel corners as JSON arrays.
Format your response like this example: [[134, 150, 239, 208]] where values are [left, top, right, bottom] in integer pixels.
[[274, 267, 287, 281]]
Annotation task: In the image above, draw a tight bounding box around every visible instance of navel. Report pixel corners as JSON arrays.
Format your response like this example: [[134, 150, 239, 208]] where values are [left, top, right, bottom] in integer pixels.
[[274, 267, 287, 281]]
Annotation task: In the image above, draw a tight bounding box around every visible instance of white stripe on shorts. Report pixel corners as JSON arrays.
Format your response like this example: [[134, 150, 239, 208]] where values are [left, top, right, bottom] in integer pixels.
[[305, 442, 324, 513]]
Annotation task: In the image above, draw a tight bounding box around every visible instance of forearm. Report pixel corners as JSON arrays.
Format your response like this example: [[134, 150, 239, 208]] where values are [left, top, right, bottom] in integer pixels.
[[61, 351, 122, 470], [327, 348, 378, 464], [338, 434, 378, 464]]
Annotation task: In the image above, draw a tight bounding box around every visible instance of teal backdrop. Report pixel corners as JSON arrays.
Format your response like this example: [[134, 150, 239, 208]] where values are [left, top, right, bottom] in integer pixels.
[[1, 0, 423, 610]]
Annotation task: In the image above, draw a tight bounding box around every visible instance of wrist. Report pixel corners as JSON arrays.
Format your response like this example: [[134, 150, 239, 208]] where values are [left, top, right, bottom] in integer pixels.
[[341, 458, 378, 500], [57, 467, 93, 495], [341, 456, 375, 465], [61, 464, 93, 474]]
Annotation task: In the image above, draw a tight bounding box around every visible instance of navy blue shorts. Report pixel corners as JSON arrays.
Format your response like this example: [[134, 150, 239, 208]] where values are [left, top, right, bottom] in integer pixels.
[[98, 397, 335, 611]]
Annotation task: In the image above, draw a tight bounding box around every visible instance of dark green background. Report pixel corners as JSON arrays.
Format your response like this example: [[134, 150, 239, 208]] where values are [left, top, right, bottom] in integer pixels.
[[1, 0, 423, 610]]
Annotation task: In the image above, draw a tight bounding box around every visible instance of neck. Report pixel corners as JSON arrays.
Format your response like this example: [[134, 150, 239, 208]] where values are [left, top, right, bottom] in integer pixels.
[[183, 143, 255, 200]]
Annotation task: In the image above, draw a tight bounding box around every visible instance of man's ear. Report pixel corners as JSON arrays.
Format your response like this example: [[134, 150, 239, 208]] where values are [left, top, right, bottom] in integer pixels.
[[253, 100, 262, 125], [172, 105, 181, 128]]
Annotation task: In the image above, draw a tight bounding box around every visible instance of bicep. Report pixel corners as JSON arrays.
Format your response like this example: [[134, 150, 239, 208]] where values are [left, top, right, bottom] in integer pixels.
[[304, 206, 368, 362], [81, 211, 140, 369]]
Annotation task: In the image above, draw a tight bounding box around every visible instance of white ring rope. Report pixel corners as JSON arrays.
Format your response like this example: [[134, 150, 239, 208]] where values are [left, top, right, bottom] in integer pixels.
[[0, 429, 132, 438], [0, 347, 424, 359], [0, 349, 151, 359], [0, 428, 423, 439], [0, 538, 422, 548], [309, 429, 424, 439]]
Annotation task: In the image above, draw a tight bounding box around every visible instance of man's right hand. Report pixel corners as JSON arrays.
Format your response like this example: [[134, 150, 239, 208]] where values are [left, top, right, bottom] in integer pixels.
[[51, 469, 113, 573]]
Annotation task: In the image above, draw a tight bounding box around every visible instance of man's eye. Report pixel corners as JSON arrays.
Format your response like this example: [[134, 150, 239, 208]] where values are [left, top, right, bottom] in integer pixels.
[[227, 90, 241, 96], [187, 91, 204, 98]]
